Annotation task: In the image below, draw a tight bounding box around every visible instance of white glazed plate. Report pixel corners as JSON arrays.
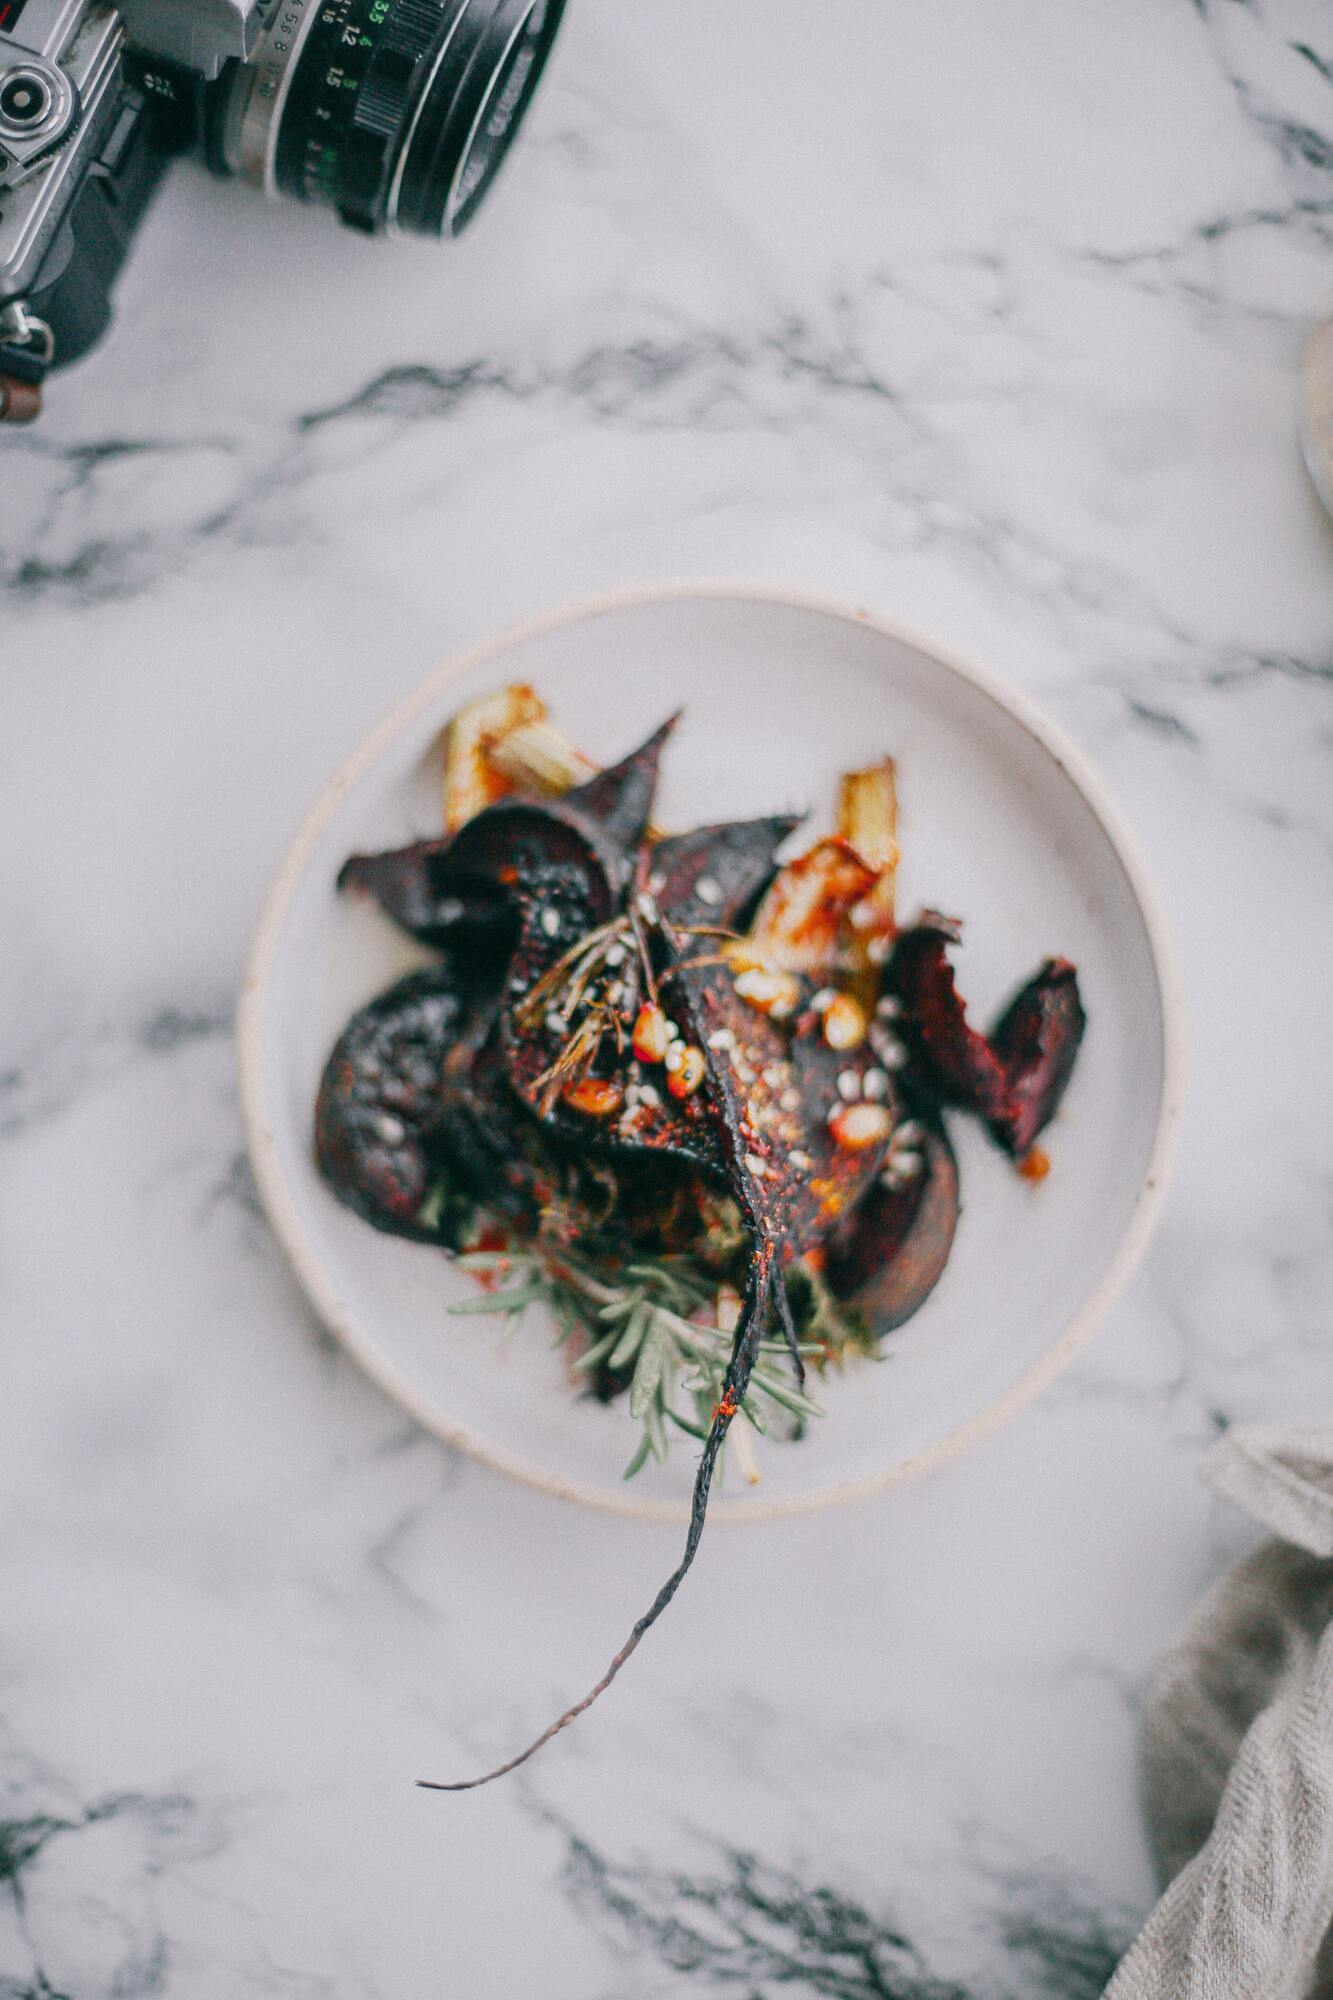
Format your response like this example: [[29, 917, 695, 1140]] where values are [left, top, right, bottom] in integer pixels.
[[238, 581, 1183, 1522]]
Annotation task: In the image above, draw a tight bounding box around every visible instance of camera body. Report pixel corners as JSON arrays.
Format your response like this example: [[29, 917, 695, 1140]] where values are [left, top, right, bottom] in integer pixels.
[[0, 0, 565, 421]]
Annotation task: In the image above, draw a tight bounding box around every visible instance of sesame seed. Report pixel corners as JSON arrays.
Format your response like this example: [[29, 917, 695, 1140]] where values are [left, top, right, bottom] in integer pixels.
[[892, 1149, 923, 1177], [862, 1067, 889, 1100], [638, 1083, 660, 1107], [780, 1086, 802, 1112], [837, 1068, 861, 1101], [605, 942, 627, 968], [762, 1063, 786, 1089], [789, 1148, 813, 1171], [876, 994, 902, 1020], [894, 1119, 924, 1146], [707, 1028, 736, 1051], [735, 1062, 756, 1084], [695, 875, 723, 907], [374, 1114, 406, 1144], [810, 987, 836, 1013], [664, 1043, 686, 1073], [636, 892, 659, 923], [869, 1024, 908, 1067], [647, 871, 667, 897], [867, 935, 892, 964], [744, 1151, 768, 1178], [539, 907, 562, 938]]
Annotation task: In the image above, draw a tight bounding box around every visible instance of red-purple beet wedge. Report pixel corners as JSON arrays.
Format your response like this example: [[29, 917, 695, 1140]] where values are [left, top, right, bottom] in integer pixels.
[[887, 917, 1085, 1157], [825, 1113, 959, 1331]]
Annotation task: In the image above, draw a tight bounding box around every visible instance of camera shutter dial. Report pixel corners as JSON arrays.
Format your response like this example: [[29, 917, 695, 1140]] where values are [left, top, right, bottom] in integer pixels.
[[0, 54, 79, 184]]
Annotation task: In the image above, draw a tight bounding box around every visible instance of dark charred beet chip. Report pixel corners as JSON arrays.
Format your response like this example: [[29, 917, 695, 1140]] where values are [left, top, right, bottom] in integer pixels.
[[887, 915, 1011, 1122], [988, 958, 1086, 1156], [652, 815, 804, 930], [562, 715, 677, 864], [337, 840, 507, 951], [825, 1117, 959, 1332], [429, 1025, 571, 1225], [314, 967, 466, 1239], [335, 720, 672, 953]]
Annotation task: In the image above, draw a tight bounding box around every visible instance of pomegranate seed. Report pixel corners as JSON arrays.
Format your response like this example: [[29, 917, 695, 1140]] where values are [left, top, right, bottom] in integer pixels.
[[667, 1047, 706, 1098], [562, 1077, 624, 1118], [632, 1002, 671, 1064]]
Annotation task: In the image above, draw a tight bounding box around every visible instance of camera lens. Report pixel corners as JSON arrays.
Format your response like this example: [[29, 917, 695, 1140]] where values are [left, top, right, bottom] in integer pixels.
[[216, 0, 566, 238]]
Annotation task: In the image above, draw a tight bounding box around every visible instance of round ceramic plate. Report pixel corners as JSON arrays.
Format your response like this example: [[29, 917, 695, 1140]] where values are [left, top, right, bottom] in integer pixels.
[[238, 581, 1183, 1522]]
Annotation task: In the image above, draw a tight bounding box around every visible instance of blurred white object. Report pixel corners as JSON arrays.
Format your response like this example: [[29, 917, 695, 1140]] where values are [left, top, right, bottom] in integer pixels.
[[1300, 319, 1333, 524]]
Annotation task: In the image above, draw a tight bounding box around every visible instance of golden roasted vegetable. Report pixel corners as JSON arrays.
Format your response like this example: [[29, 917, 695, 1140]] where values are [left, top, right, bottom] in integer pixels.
[[837, 757, 899, 942], [487, 717, 599, 798], [442, 684, 551, 831], [746, 837, 877, 975]]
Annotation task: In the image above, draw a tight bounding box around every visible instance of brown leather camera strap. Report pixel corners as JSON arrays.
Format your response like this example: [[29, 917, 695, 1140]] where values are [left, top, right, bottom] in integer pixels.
[[0, 373, 42, 423]]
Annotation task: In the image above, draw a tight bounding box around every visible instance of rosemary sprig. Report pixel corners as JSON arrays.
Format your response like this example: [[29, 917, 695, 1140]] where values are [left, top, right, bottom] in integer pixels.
[[449, 1241, 830, 1482]]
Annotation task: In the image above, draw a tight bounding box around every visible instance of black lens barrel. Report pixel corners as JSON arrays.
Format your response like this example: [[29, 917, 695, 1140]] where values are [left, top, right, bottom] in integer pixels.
[[393, 0, 565, 237], [270, 0, 563, 238]]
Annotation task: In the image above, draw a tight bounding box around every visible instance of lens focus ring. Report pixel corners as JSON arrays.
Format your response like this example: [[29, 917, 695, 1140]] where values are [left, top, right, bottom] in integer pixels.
[[337, 0, 453, 231]]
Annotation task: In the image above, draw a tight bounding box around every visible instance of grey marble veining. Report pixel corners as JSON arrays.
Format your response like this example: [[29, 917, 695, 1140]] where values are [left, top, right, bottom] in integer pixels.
[[2, 1, 1332, 1993]]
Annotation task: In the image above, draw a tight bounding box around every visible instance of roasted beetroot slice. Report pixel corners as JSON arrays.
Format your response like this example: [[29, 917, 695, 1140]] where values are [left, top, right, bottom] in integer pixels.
[[314, 967, 465, 1239], [337, 840, 506, 950], [824, 1118, 959, 1332], [887, 916, 1011, 1122], [429, 1026, 568, 1225], [652, 815, 804, 930], [988, 958, 1086, 1156]]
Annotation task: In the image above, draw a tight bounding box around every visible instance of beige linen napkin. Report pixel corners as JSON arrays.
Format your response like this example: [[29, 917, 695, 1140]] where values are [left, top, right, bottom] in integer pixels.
[[1106, 1424, 1333, 1999]]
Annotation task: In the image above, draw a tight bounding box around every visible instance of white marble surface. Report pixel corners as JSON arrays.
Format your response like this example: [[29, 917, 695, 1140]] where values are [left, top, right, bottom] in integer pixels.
[[3, 1, 1332, 1992]]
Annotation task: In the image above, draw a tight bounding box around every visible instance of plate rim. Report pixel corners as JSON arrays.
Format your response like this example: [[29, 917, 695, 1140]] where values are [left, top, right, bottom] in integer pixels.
[[236, 577, 1186, 1523]]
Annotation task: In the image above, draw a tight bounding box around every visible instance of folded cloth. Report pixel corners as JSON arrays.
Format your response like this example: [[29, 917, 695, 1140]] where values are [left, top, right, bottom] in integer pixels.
[[1105, 1424, 1333, 1999]]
